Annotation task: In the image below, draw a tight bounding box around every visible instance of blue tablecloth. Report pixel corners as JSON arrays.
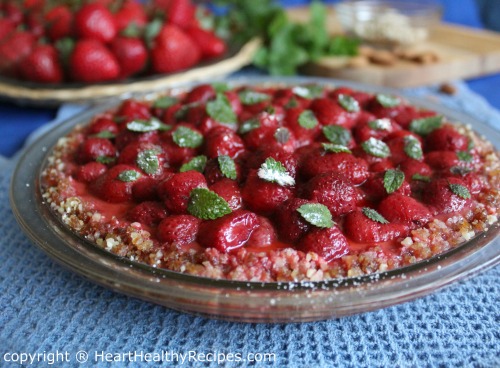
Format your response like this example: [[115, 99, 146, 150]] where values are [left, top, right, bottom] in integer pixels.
[[1, 1, 499, 367]]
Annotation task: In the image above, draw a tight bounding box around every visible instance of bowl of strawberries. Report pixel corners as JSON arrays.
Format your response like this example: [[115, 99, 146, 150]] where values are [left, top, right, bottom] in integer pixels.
[[0, 0, 260, 104]]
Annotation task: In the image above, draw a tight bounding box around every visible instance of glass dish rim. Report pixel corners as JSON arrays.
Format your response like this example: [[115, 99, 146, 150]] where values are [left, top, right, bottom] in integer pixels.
[[10, 76, 500, 321]]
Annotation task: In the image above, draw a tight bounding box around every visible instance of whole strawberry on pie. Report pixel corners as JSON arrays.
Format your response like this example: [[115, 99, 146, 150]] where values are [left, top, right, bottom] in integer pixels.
[[42, 83, 500, 282], [0, 0, 227, 84]]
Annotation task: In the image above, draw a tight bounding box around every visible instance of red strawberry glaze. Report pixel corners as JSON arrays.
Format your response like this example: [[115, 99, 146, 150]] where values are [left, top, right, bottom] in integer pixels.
[[41, 83, 500, 282]]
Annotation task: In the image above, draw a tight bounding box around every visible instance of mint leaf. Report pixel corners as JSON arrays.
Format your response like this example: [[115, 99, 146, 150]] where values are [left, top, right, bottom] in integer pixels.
[[449, 183, 471, 199], [144, 18, 163, 48], [172, 126, 203, 148], [187, 188, 232, 220], [153, 96, 178, 109], [136, 149, 160, 175], [361, 137, 390, 158], [404, 135, 423, 160], [238, 90, 271, 105], [92, 130, 116, 139], [376, 93, 401, 108], [238, 118, 260, 134], [274, 127, 290, 144], [338, 94, 360, 112], [412, 174, 431, 182], [118, 170, 141, 182], [180, 155, 207, 173], [409, 116, 443, 135], [298, 110, 319, 129], [450, 166, 472, 176], [127, 118, 170, 132], [297, 203, 334, 228], [384, 169, 405, 194], [457, 151, 473, 162], [174, 102, 198, 121], [218, 155, 237, 180], [322, 143, 351, 154], [257, 157, 295, 186], [292, 85, 323, 99], [362, 207, 389, 224], [212, 82, 230, 93], [285, 97, 299, 108], [368, 118, 392, 131], [322, 125, 351, 146], [206, 93, 237, 124], [96, 156, 115, 165]]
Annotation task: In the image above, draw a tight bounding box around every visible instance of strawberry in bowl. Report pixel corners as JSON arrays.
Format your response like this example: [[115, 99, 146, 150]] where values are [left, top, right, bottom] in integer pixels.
[[41, 81, 500, 282]]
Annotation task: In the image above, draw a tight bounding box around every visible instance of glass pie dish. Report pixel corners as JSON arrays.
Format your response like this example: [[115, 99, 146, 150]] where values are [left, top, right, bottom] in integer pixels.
[[10, 77, 500, 323]]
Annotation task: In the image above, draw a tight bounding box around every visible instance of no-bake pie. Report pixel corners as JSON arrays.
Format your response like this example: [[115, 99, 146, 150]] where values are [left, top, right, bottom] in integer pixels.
[[41, 82, 500, 282]]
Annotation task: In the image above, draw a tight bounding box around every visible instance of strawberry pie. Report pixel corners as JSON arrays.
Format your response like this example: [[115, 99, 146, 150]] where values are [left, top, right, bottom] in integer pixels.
[[41, 82, 500, 281]]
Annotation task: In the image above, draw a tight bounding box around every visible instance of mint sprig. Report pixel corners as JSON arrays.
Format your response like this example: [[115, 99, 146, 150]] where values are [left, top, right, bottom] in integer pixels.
[[127, 118, 170, 132], [172, 126, 203, 148], [409, 116, 443, 135], [180, 155, 207, 173], [383, 169, 405, 194], [292, 85, 324, 99], [153, 96, 178, 109], [362, 207, 389, 224], [136, 149, 160, 175], [274, 127, 290, 144], [376, 93, 400, 108], [187, 188, 232, 220], [338, 94, 360, 113], [238, 118, 260, 134], [322, 143, 351, 154], [297, 203, 334, 228], [218, 155, 237, 180], [449, 183, 471, 199], [238, 90, 271, 105], [404, 135, 423, 160], [96, 156, 115, 165], [298, 110, 319, 129], [257, 157, 295, 186], [206, 93, 237, 124], [92, 130, 116, 139], [322, 125, 351, 146], [457, 151, 473, 162], [368, 118, 391, 131], [412, 174, 431, 182], [117, 170, 141, 182], [361, 137, 390, 158]]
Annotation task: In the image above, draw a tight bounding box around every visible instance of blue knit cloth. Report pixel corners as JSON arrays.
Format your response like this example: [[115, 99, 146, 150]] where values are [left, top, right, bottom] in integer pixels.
[[1, 80, 499, 368]]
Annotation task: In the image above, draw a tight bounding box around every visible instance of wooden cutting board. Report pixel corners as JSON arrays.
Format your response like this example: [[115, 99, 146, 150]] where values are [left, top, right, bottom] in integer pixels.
[[287, 7, 500, 87]]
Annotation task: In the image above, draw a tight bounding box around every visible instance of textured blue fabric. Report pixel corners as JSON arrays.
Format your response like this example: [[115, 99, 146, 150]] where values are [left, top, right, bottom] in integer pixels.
[[0, 79, 499, 368]]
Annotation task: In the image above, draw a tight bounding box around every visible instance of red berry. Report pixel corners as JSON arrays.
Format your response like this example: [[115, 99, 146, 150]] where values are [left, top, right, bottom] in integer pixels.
[[204, 126, 245, 159], [151, 25, 201, 74], [167, 0, 196, 28], [118, 141, 167, 176], [284, 107, 321, 147], [209, 179, 242, 211], [77, 137, 116, 164], [158, 171, 207, 214], [19, 44, 64, 84], [274, 198, 312, 243], [186, 27, 227, 59], [0, 31, 36, 76], [425, 151, 461, 171], [75, 162, 107, 182], [425, 126, 469, 152], [343, 210, 408, 243], [310, 97, 358, 129], [70, 39, 120, 82], [110, 36, 147, 79], [305, 172, 359, 216], [45, 5, 73, 41], [74, 3, 117, 43], [198, 210, 259, 252], [362, 172, 411, 201], [91, 164, 142, 203], [184, 84, 216, 104], [246, 216, 277, 248], [378, 194, 432, 228], [114, 0, 147, 32], [158, 215, 200, 245], [127, 201, 168, 227], [423, 177, 472, 214], [300, 226, 349, 262], [87, 117, 119, 135], [0, 19, 15, 43], [385, 131, 423, 164], [116, 99, 151, 122], [399, 158, 432, 179]]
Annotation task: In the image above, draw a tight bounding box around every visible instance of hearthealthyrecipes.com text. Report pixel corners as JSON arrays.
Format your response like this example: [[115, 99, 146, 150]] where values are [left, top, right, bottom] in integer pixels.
[[2, 350, 277, 365]]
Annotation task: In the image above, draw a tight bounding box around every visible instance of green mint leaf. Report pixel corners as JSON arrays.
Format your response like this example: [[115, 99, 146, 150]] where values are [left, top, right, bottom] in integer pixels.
[[298, 110, 319, 129], [322, 143, 351, 154], [457, 151, 473, 162], [404, 135, 423, 160], [449, 183, 471, 199], [212, 82, 230, 93], [118, 170, 141, 182], [274, 127, 290, 144], [285, 97, 299, 108], [172, 126, 203, 148], [292, 85, 324, 99], [297, 203, 334, 228], [409, 115, 443, 135], [376, 93, 401, 108], [467, 138, 475, 151], [180, 155, 207, 173], [153, 96, 178, 109], [206, 93, 237, 124], [257, 157, 295, 187], [218, 155, 237, 180], [368, 118, 392, 131], [322, 125, 351, 146], [144, 18, 163, 48], [92, 130, 116, 139], [136, 149, 160, 175], [361, 137, 390, 158], [450, 166, 473, 176], [187, 188, 232, 220], [338, 94, 360, 112], [174, 102, 198, 121], [362, 207, 389, 224], [127, 118, 170, 132], [412, 174, 431, 182], [238, 90, 271, 105], [384, 169, 405, 194], [96, 156, 115, 165], [238, 118, 260, 134]]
